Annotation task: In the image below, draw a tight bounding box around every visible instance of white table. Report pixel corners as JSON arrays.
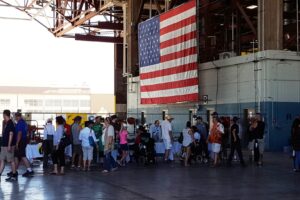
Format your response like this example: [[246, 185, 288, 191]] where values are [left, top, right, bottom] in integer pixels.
[[155, 142, 182, 160], [26, 143, 72, 163]]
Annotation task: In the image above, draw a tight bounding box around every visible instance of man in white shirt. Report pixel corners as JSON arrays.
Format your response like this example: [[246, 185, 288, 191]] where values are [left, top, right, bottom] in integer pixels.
[[161, 115, 174, 162]]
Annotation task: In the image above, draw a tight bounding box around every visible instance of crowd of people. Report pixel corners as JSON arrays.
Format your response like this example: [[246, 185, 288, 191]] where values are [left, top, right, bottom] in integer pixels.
[[1, 109, 300, 182]]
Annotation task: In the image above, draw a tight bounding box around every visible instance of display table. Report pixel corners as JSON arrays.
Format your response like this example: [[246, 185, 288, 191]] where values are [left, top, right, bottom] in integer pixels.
[[155, 142, 182, 160], [26, 143, 73, 162], [26, 143, 43, 162]]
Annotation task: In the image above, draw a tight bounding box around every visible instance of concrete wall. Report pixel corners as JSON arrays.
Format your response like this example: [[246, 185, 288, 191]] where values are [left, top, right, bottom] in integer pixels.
[[127, 50, 300, 151]]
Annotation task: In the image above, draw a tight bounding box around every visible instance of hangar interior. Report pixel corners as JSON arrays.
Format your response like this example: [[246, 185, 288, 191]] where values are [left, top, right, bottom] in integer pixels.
[[1, 0, 300, 150]]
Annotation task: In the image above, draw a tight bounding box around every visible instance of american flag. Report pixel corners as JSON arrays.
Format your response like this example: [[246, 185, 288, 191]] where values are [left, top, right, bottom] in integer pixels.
[[138, 0, 198, 104]]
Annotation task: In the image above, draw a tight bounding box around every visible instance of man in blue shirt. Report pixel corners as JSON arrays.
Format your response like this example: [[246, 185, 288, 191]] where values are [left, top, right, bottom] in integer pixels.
[[0, 110, 18, 181], [14, 112, 34, 177]]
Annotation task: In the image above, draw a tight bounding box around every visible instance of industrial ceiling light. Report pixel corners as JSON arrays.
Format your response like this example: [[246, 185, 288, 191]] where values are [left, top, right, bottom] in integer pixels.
[[246, 5, 258, 9]]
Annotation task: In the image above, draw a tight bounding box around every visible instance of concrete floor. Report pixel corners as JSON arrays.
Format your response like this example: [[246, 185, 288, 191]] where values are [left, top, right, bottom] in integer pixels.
[[0, 153, 299, 200]]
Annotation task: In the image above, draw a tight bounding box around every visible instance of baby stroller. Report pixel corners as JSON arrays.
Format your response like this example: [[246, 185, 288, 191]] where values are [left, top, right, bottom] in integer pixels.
[[139, 132, 156, 165], [190, 138, 208, 164]]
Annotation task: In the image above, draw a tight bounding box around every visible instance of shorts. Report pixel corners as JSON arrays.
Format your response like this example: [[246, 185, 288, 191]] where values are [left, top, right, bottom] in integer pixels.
[[183, 143, 192, 148], [211, 143, 221, 153], [82, 146, 93, 161], [0, 146, 15, 162], [248, 139, 264, 153], [15, 140, 27, 159], [163, 139, 172, 150], [120, 144, 129, 151], [73, 144, 83, 155]]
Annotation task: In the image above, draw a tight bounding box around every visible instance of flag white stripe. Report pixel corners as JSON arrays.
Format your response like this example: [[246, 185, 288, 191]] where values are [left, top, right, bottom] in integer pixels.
[[160, 7, 196, 29], [141, 85, 198, 98], [160, 23, 196, 42], [140, 54, 197, 74], [140, 70, 198, 86], [160, 38, 197, 56]]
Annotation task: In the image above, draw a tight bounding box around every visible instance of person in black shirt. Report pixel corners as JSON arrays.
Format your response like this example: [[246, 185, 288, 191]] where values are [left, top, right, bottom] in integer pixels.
[[227, 117, 245, 167], [0, 110, 18, 181]]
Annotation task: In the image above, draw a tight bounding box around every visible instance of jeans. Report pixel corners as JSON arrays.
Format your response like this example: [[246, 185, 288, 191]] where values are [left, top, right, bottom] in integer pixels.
[[43, 139, 53, 168], [228, 139, 244, 164], [104, 152, 116, 171]]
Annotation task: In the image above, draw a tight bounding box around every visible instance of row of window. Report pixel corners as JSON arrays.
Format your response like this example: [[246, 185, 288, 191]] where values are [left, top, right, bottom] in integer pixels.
[[0, 99, 90, 107]]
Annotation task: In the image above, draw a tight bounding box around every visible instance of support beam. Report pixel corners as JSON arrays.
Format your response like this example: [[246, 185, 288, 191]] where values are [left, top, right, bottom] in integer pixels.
[[234, 0, 257, 37], [258, 0, 283, 50], [82, 22, 123, 30], [75, 34, 123, 43]]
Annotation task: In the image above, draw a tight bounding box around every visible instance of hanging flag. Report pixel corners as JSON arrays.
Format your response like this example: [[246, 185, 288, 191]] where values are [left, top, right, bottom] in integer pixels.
[[138, 0, 198, 104]]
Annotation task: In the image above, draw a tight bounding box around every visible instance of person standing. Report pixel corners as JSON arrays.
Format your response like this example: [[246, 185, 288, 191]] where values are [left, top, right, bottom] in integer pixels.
[[92, 116, 104, 164], [161, 115, 174, 162], [182, 121, 193, 167], [102, 117, 117, 173], [14, 112, 34, 177], [43, 118, 55, 169], [227, 117, 246, 167], [291, 118, 300, 172], [208, 113, 224, 167], [248, 114, 265, 166], [71, 116, 82, 169], [0, 110, 17, 181], [117, 121, 128, 166], [51, 116, 66, 175], [149, 120, 161, 142], [79, 121, 97, 171], [195, 116, 209, 160]]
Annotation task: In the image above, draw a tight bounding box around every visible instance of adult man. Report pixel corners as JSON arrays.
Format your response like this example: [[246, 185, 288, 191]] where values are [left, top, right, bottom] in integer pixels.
[[0, 110, 17, 181], [161, 115, 174, 162], [92, 116, 104, 163], [71, 116, 82, 169], [195, 116, 209, 160], [248, 113, 265, 166], [43, 118, 55, 169], [227, 117, 245, 167], [149, 120, 161, 142], [14, 112, 34, 177]]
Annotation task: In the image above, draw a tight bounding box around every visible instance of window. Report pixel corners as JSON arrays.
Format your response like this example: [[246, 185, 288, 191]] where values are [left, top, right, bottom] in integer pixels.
[[80, 100, 90, 107], [24, 99, 43, 107], [0, 99, 10, 106]]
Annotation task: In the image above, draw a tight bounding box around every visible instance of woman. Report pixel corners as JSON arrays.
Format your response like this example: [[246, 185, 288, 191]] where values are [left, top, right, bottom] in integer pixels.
[[291, 118, 300, 172], [51, 116, 66, 175], [182, 121, 193, 167], [208, 115, 224, 167], [117, 121, 128, 166], [79, 121, 98, 171], [43, 119, 55, 169], [102, 117, 117, 173]]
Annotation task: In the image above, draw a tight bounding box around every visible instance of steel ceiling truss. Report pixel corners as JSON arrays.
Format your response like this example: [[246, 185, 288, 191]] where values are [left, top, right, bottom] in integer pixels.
[[0, 0, 125, 38]]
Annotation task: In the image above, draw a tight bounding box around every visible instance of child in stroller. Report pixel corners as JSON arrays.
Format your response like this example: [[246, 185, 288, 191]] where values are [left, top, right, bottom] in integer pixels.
[[134, 126, 156, 165], [190, 126, 208, 164]]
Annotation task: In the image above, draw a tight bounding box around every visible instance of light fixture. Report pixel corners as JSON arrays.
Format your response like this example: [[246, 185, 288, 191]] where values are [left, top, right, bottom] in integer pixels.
[[246, 5, 258, 9]]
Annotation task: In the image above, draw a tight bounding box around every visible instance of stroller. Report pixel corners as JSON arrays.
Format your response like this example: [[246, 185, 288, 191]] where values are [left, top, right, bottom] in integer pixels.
[[134, 126, 156, 165], [139, 131, 156, 165]]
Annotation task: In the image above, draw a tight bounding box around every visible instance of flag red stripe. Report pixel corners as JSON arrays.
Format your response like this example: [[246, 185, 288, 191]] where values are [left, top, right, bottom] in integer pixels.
[[141, 93, 198, 104], [140, 62, 197, 80], [160, 47, 197, 63], [160, 16, 196, 36], [160, 31, 196, 49], [141, 78, 198, 92], [160, 0, 196, 22]]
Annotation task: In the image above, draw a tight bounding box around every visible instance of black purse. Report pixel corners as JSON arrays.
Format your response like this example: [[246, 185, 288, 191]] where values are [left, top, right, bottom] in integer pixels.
[[59, 132, 71, 149]]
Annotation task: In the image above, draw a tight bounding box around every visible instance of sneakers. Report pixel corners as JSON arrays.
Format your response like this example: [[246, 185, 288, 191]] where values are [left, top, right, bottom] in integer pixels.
[[22, 170, 34, 177], [102, 170, 109, 173], [111, 167, 118, 172], [5, 174, 18, 182], [7, 171, 18, 177]]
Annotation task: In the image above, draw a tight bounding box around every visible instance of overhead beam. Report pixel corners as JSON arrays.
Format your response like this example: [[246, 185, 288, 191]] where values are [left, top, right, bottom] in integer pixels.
[[82, 22, 123, 30], [234, 0, 257, 37], [75, 34, 123, 43]]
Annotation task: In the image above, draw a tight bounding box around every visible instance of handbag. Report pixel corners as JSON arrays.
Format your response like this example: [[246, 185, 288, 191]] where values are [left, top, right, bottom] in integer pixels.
[[89, 130, 96, 148], [59, 131, 72, 149]]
